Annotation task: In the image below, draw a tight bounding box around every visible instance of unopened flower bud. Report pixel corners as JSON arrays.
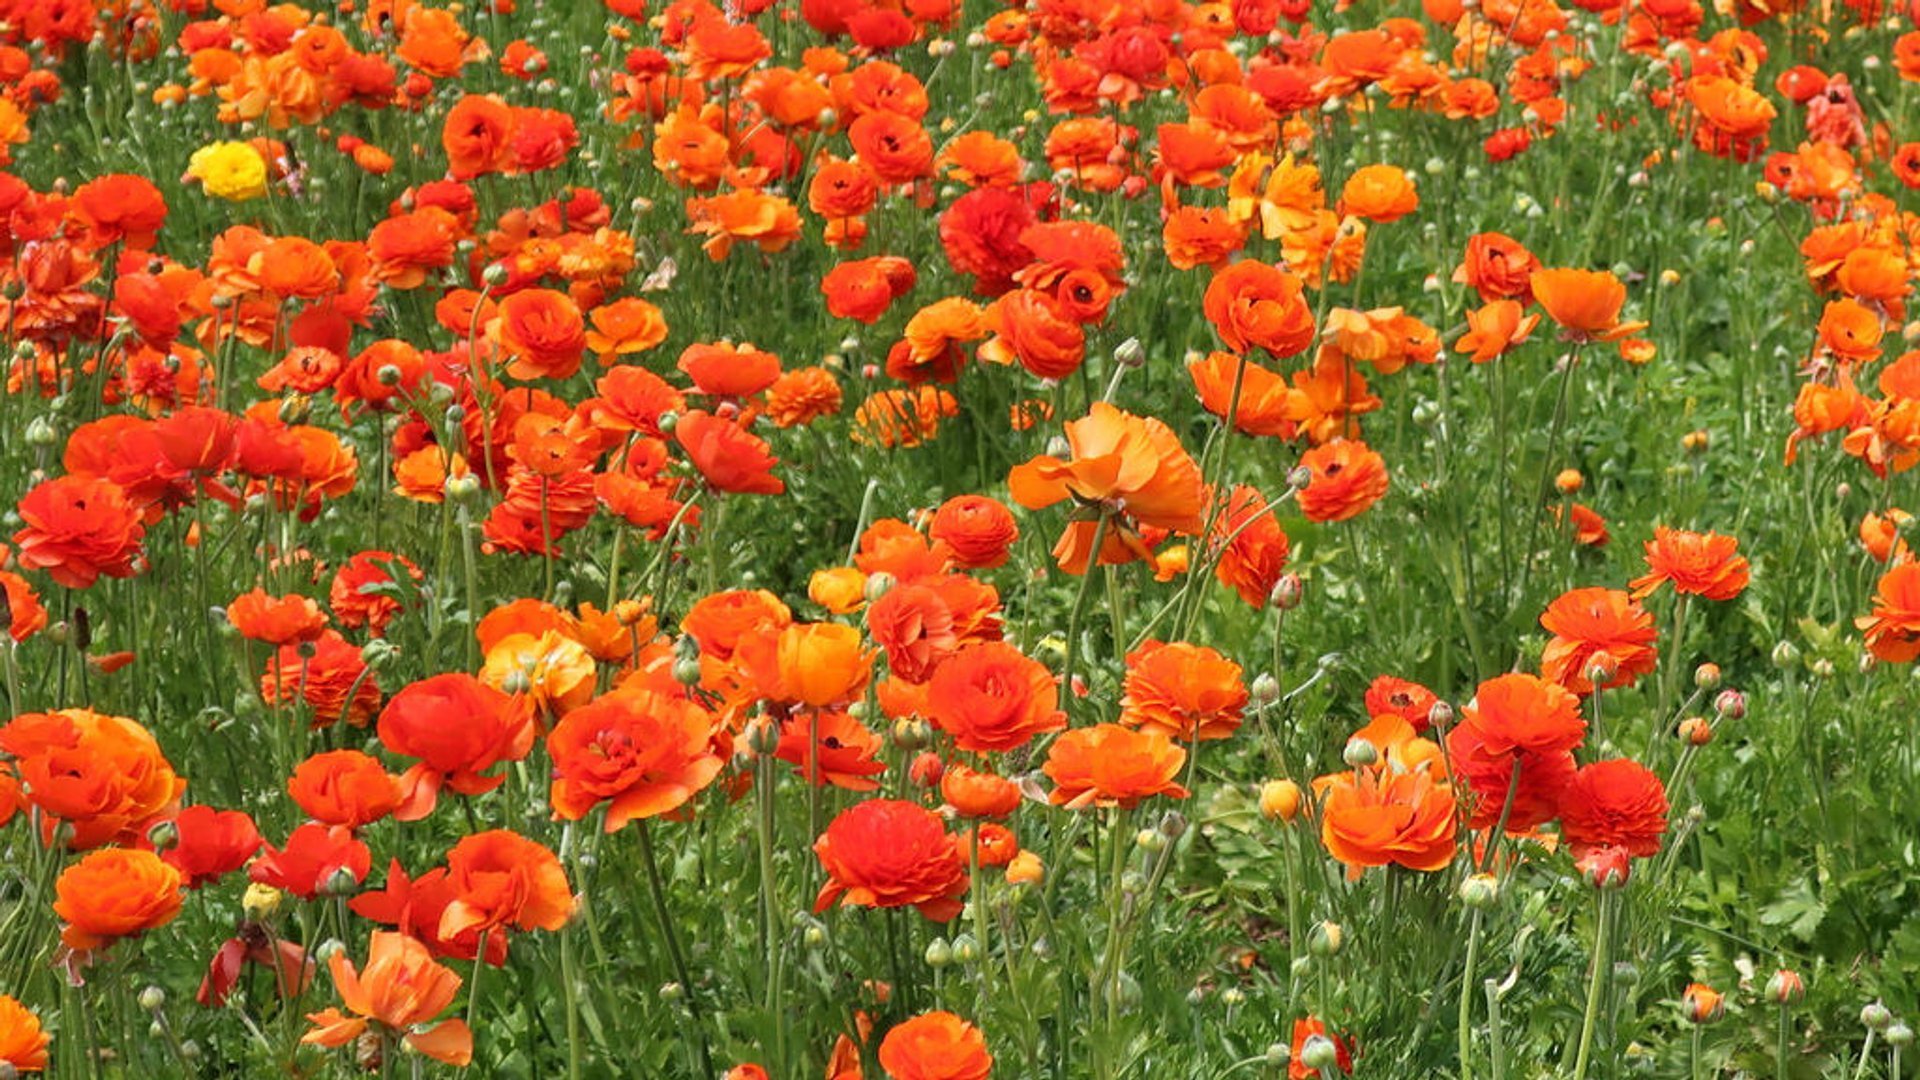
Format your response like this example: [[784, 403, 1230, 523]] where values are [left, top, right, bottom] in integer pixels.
[[951, 934, 979, 964], [744, 716, 781, 756], [481, 263, 510, 288], [1771, 640, 1800, 669], [1113, 337, 1145, 368], [1554, 469, 1584, 494], [672, 656, 703, 686], [1676, 717, 1713, 746], [1713, 689, 1745, 720], [1307, 921, 1343, 957], [1259, 779, 1302, 822], [659, 982, 685, 1003], [1428, 701, 1455, 728], [1136, 828, 1166, 853], [1006, 850, 1043, 885], [1342, 738, 1377, 767], [1271, 573, 1304, 610], [892, 718, 931, 752], [243, 882, 286, 921], [1220, 987, 1246, 1007], [1865, 1002, 1894, 1031], [313, 938, 345, 964], [1158, 810, 1187, 840], [1891, 1022, 1915, 1048], [924, 938, 953, 967], [1265, 1042, 1291, 1067], [1585, 652, 1620, 686], [909, 752, 944, 787], [1287, 466, 1313, 491], [500, 669, 532, 696], [1693, 663, 1721, 690], [146, 820, 180, 852], [1682, 983, 1725, 1024], [1458, 873, 1499, 909], [863, 571, 897, 602], [321, 866, 360, 897], [1300, 1034, 1339, 1071], [1766, 970, 1805, 1005], [1251, 673, 1281, 706], [138, 986, 167, 1012]]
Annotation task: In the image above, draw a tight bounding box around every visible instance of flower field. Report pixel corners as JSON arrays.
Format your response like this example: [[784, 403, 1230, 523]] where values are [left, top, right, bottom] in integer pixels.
[[2, 0, 1920, 1075]]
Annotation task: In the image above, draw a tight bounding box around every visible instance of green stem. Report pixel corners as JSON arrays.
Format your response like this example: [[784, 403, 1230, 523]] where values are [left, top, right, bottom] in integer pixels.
[[1459, 909, 1484, 1080], [1572, 890, 1611, 1080], [638, 820, 713, 1077]]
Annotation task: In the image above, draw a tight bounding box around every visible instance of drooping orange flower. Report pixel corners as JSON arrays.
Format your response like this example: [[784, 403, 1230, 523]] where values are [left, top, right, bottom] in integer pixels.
[[54, 847, 184, 952], [1316, 766, 1457, 878], [11, 475, 147, 588], [0, 569, 46, 644], [0, 994, 49, 1073], [877, 1011, 994, 1080], [1008, 403, 1207, 535], [70, 174, 168, 250], [1860, 562, 1920, 662], [1529, 268, 1647, 342], [814, 799, 970, 921], [1296, 440, 1389, 523], [1043, 723, 1190, 810], [1556, 758, 1668, 859], [1628, 526, 1750, 601], [922, 642, 1066, 753], [249, 823, 372, 900], [1120, 641, 1248, 742], [1461, 673, 1585, 757], [1539, 587, 1658, 694], [1859, 508, 1913, 564], [1815, 297, 1884, 365], [822, 256, 917, 324], [287, 749, 403, 830], [1201, 259, 1316, 358], [547, 686, 725, 831], [302, 931, 473, 1066], [440, 829, 575, 940]]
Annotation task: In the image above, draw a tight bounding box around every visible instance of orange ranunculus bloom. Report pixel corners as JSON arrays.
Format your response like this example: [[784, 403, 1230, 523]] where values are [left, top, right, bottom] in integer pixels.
[[303, 931, 473, 1066], [940, 764, 1021, 819], [1, 569, 48, 643], [737, 622, 874, 707], [157, 805, 262, 890], [822, 256, 917, 324], [378, 673, 535, 819], [1860, 509, 1913, 564], [923, 642, 1066, 753], [1556, 758, 1668, 859], [260, 630, 383, 728], [1043, 723, 1190, 810], [674, 410, 785, 495], [1455, 232, 1540, 302], [443, 93, 515, 179], [1337, 164, 1418, 222], [12, 475, 147, 588], [585, 297, 668, 364], [1539, 587, 1658, 694], [809, 567, 868, 615], [547, 687, 724, 831], [1454, 300, 1540, 363], [9, 707, 185, 850], [70, 174, 167, 250], [0, 994, 48, 1073], [877, 1011, 994, 1080], [678, 340, 783, 399], [683, 589, 793, 662], [481, 630, 597, 721], [1296, 439, 1389, 523], [1316, 766, 1457, 878], [329, 550, 423, 635], [1815, 297, 1884, 365], [1860, 562, 1920, 662], [865, 574, 1001, 684], [226, 588, 326, 645], [54, 847, 184, 952], [813, 799, 970, 921], [1444, 723, 1575, 832], [775, 710, 887, 791], [440, 829, 575, 940], [1201, 259, 1316, 358], [766, 366, 844, 429], [1120, 640, 1248, 742], [1008, 402, 1207, 534], [1461, 673, 1585, 757], [1629, 526, 1749, 601], [288, 749, 403, 830], [1213, 485, 1290, 608], [1188, 351, 1296, 438], [928, 495, 1018, 570], [1529, 268, 1647, 342], [494, 287, 586, 381]]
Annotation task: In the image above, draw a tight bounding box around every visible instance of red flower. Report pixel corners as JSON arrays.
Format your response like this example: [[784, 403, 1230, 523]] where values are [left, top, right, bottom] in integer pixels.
[[249, 823, 372, 900], [1557, 759, 1669, 858], [12, 475, 147, 588], [159, 805, 263, 889], [378, 674, 535, 819], [814, 799, 970, 921], [674, 410, 785, 495]]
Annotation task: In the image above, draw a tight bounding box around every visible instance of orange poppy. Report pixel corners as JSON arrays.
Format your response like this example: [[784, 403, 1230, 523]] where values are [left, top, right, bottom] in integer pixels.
[[11, 475, 147, 589], [1461, 673, 1585, 756], [157, 805, 262, 890], [822, 256, 917, 324], [1454, 232, 1540, 302], [877, 1011, 994, 1080], [1120, 640, 1248, 742], [378, 673, 536, 818], [1815, 298, 1884, 365], [1529, 268, 1647, 342], [1539, 587, 1658, 694], [54, 847, 184, 952], [922, 642, 1065, 752], [303, 931, 473, 1066], [1296, 440, 1389, 523], [584, 297, 668, 363], [440, 829, 575, 939], [1628, 526, 1750, 601], [674, 410, 785, 495], [494, 287, 587, 381], [927, 495, 1018, 570], [1337, 164, 1419, 222], [1043, 723, 1190, 810], [1455, 300, 1540, 363], [288, 749, 403, 830], [1188, 352, 1296, 439], [766, 367, 844, 428], [1201, 259, 1316, 358], [1212, 485, 1291, 608], [813, 799, 970, 921], [260, 630, 383, 728], [1316, 766, 1457, 878], [939, 764, 1022, 819], [10, 707, 185, 851], [774, 710, 887, 791], [227, 588, 327, 645], [1008, 402, 1207, 535], [1443, 723, 1575, 832], [737, 622, 874, 707]]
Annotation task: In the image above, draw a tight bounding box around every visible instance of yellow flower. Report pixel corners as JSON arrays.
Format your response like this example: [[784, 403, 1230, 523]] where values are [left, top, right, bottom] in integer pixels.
[[189, 141, 268, 202]]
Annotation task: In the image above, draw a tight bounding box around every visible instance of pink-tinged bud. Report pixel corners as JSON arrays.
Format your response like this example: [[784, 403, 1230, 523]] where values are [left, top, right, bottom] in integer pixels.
[[1271, 574, 1304, 610], [1677, 717, 1713, 746], [1585, 651, 1620, 687], [1070, 674, 1089, 699], [862, 364, 880, 380], [1576, 845, 1631, 890], [1765, 970, 1805, 1006], [1682, 983, 1725, 1024], [1713, 689, 1746, 720], [909, 752, 945, 787], [1693, 662, 1721, 690]]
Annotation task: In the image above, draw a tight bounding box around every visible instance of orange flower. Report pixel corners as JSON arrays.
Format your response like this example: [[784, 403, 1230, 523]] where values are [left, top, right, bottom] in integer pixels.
[[1816, 298, 1884, 365], [10, 707, 185, 850], [260, 630, 382, 727], [0, 994, 48, 1073], [940, 764, 1022, 819], [1316, 766, 1457, 877], [1296, 439, 1389, 523], [158, 805, 262, 890], [547, 687, 724, 830], [1043, 723, 1190, 809], [1212, 485, 1291, 608], [1539, 587, 1657, 694], [378, 674, 535, 818], [481, 630, 598, 721], [442, 94, 515, 179], [1187, 351, 1296, 438], [1120, 641, 1248, 741], [1201, 260, 1316, 358], [585, 297, 668, 363], [1628, 526, 1750, 601], [70, 174, 168, 249], [303, 931, 473, 1066], [928, 495, 1018, 570], [738, 622, 874, 707], [1860, 562, 1920, 662], [1444, 723, 1575, 832], [866, 575, 999, 684], [877, 1011, 994, 1080], [1454, 300, 1540, 362], [11, 475, 147, 588], [814, 799, 970, 921], [1337, 164, 1418, 222], [1556, 758, 1668, 858], [1860, 509, 1913, 564], [766, 367, 843, 428], [54, 847, 184, 952], [822, 256, 917, 324], [923, 643, 1066, 753], [288, 749, 403, 830], [1529, 268, 1647, 342], [1455, 231, 1539, 302], [440, 829, 575, 940], [1008, 403, 1207, 534], [494, 288, 586, 381], [1462, 673, 1585, 757], [226, 588, 326, 645], [675, 410, 785, 495], [775, 710, 887, 791]]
